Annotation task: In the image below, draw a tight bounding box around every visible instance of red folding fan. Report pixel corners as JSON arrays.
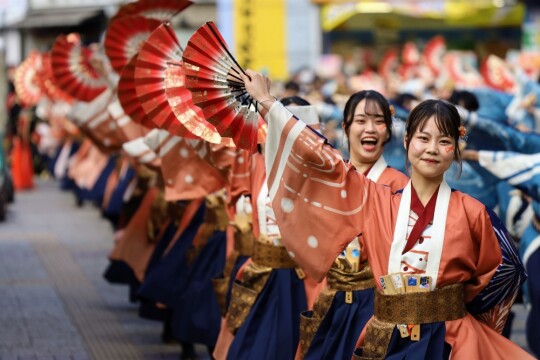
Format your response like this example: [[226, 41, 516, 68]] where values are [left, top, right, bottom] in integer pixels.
[[378, 49, 398, 81], [133, 23, 198, 139], [444, 52, 484, 89], [402, 41, 419, 66], [481, 55, 516, 92], [165, 63, 234, 145], [36, 53, 74, 104], [14, 52, 43, 107], [423, 36, 446, 76], [118, 54, 154, 128], [50, 33, 108, 102], [110, 2, 137, 21], [111, 0, 192, 22], [182, 21, 266, 153], [104, 15, 162, 74]]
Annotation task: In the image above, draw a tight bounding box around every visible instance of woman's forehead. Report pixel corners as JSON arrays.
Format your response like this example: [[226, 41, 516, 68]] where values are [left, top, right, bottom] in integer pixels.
[[355, 99, 382, 114], [417, 117, 450, 135]]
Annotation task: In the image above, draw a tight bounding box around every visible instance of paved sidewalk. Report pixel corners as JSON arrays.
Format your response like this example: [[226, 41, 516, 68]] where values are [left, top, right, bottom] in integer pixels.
[[0, 179, 532, 359], [0, 179, 210, 360]]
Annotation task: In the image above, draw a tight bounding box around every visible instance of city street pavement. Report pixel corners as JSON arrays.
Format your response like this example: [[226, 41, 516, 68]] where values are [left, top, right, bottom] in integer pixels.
[[0, 179, 210, 360], [0, 178, 532, 359]]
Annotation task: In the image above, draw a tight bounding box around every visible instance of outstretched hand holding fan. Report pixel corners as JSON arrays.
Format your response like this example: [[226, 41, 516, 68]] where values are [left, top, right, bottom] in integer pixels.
[[182, 21, 266, 153], [239, 70, 275, 111]]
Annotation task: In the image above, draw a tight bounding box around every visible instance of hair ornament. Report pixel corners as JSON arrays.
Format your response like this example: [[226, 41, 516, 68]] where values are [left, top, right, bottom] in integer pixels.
[[459, 124, 466, 138]]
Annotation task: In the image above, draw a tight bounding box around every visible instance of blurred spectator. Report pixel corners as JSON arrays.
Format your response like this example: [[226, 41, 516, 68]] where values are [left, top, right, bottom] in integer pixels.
[[393, 93, 420, 112], [449, 90, 480, 112], [282, 80, 300, 98]]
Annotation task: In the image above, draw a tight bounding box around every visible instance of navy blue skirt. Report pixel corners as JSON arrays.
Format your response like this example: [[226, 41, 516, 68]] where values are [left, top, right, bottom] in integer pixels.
[[305, 288, 374, 360], [172, 230, 227, 346], [226, 268, 307, 360], [137, 202, 206, 308], [138, 220, 180, 321]]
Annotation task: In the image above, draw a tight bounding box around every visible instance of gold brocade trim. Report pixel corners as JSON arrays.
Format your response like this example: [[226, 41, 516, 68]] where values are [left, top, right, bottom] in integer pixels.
[[312, 288, 335, 318], [226, 263, 272, 334], [196, 222, 216, 248], [211, 276, 229, 316], [147, 190, 168, 243], [224, 251, 239, 278], [353, 317, 395, 359], [252, 241, 297, 269], [326, 264, 375, 292], [234, 230, 254, 257], [211, 250, 240, 316], [204, 194, 229, 231], [185, 222, 215, 266], [298, 311, 323, 359], [374, 283, 467, 324]]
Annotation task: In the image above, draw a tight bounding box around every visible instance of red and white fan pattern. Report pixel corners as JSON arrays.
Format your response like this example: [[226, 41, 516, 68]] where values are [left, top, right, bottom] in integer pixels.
[[481, 55, 516, 92], [133, 23, 198, 138], [112, 0, 193, 22], [14, 51, 43, 107], [182, 21, 266, 153], [51, 33, 108, 102], [118, 54, 154, 128], [104, 15, 162, 74]]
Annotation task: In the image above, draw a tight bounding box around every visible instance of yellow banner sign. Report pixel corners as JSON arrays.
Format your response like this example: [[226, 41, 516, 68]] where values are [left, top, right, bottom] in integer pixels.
[[234, 0, 287, 79]]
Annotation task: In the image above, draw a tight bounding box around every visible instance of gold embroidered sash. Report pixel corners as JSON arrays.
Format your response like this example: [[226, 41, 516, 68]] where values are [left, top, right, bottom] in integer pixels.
[[234, 230, 254, 257], [211, 249, 241, 316], [356, 283, 467, 359], [374, 283, 467, 324], [252, 240, 297, 269], [327, 265, 374, 292]]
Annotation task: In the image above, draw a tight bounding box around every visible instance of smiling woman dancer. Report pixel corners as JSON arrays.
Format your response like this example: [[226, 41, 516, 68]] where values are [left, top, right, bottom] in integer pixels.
[[300, 90, 408, 360], [240, 69, 531, 360]]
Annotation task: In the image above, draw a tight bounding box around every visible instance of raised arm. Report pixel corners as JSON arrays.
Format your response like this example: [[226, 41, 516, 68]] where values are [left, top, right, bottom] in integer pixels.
[[467, 150, 540, 202], [460, 109, 540, 154], [241, 70, 392, 281]]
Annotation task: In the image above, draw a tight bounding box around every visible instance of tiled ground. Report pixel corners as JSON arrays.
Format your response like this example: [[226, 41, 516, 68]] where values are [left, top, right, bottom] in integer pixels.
[[0, 180, 209, 360]]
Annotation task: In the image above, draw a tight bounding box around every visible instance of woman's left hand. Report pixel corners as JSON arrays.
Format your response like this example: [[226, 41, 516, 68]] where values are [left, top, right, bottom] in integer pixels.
[[241, 69, 272, 103]]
